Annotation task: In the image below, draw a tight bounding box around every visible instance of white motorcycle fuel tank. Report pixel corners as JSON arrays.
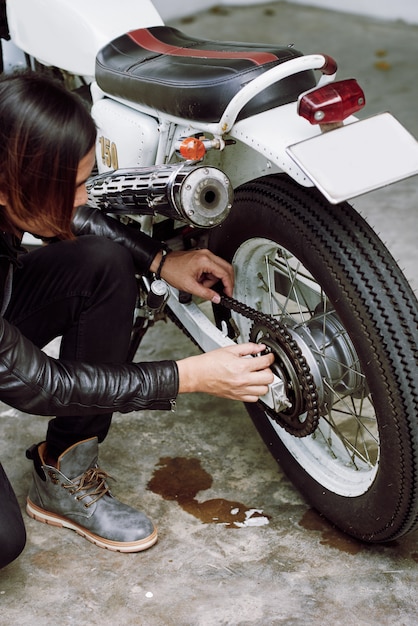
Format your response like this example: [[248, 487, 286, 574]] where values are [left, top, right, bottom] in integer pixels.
[[6, 0, 164, 77]]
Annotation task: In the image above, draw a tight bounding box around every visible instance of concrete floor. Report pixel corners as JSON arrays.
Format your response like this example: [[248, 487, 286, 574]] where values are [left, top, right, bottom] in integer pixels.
[[1, 2, 417, 625]]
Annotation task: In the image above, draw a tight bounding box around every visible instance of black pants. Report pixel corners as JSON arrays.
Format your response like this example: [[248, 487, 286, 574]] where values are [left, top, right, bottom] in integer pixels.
[[0, 463, 26, 569], [0, 235, 138, 568]]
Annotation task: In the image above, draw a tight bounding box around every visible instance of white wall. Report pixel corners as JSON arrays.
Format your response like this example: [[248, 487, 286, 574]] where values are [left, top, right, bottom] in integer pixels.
[[282, 0, 418, 25], [153, 0, 418, 25], [152, 0, 214, 21]]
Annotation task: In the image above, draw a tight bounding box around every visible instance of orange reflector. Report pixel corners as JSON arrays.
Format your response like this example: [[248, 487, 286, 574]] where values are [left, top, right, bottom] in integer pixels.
[[179, 137, 206, 160]]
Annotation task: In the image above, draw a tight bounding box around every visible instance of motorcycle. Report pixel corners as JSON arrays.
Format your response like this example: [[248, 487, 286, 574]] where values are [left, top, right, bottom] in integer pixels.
[[2, 0, 418, 544]]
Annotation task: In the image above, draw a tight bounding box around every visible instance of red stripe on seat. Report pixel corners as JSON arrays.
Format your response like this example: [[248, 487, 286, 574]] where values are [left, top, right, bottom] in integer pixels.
[[128, 29, 278, 66]]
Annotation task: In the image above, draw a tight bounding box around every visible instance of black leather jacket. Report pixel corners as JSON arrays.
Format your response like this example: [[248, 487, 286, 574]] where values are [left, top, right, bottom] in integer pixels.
[[0, 206, 179, 417]]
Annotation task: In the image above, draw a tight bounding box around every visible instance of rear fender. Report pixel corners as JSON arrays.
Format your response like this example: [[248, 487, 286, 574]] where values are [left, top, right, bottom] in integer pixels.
[[227, 102, 320, 189], [230, 104, 418, 203]]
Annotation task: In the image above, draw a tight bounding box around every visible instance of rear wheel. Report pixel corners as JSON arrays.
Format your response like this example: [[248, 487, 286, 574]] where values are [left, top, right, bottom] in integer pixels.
[[209, 175, 418, 542]]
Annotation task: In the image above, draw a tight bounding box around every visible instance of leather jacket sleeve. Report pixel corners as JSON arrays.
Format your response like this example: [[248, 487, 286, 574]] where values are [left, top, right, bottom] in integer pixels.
[[72, 204, 162, 272], [0, 316, 178, 416]]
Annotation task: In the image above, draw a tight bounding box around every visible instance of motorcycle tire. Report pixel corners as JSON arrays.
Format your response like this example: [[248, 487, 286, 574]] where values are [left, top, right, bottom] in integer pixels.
[[209, 174, 418, 543]]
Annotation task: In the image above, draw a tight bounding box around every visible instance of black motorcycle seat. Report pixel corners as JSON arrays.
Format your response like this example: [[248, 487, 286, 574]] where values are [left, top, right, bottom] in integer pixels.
[[95, 26, 316, 124]]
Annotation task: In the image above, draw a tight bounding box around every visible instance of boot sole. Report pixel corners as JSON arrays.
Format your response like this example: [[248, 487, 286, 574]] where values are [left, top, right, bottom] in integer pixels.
[[26, 497, 158, 553]]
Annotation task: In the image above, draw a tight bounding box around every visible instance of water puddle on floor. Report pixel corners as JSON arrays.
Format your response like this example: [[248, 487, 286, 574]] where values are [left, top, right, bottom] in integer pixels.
[[147, 456, 270, 528], [300, 509, 418, 562], [299, 509, 364, 554]]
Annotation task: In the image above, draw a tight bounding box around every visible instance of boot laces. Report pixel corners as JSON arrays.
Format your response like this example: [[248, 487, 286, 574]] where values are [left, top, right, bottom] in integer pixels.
[[64, 466, 112, 506]]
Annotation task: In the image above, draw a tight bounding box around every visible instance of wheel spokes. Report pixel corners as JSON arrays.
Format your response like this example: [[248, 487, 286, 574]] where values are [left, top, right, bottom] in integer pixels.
[[234, 239, 379, 481]]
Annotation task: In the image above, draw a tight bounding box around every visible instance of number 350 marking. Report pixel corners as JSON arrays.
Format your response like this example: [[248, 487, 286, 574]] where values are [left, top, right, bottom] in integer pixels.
[[99, 136, 119, 169]]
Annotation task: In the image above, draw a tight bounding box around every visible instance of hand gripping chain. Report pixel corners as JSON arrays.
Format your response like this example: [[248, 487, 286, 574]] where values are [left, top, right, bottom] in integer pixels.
[[219, 294, 320, 437]]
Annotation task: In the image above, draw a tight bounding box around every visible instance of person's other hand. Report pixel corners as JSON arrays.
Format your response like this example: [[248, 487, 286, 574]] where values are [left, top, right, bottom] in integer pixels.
[[152, 248, 234, 303]]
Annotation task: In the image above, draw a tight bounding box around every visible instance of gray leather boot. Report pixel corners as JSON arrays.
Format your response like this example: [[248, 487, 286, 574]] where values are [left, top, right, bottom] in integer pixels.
[[26, 437, 157, 552]]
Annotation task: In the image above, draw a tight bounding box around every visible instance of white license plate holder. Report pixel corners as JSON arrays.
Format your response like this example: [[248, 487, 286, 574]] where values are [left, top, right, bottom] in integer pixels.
[[286, 113, 418, 204]]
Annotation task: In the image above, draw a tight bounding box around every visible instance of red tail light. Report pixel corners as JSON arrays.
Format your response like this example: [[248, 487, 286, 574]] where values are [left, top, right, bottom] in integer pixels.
[[298, 79, 366, 124]]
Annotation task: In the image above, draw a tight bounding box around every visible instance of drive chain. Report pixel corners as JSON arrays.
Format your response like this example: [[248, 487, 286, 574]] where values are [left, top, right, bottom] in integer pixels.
[[219, 294, 320, 437]]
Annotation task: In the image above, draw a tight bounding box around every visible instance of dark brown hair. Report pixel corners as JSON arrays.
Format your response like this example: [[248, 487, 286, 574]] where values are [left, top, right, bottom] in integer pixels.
[[0, 71, 96, 238]]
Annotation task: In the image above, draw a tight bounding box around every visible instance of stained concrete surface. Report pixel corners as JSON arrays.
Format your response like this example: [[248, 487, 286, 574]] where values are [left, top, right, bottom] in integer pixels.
[[1, 2, 418, 625]]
